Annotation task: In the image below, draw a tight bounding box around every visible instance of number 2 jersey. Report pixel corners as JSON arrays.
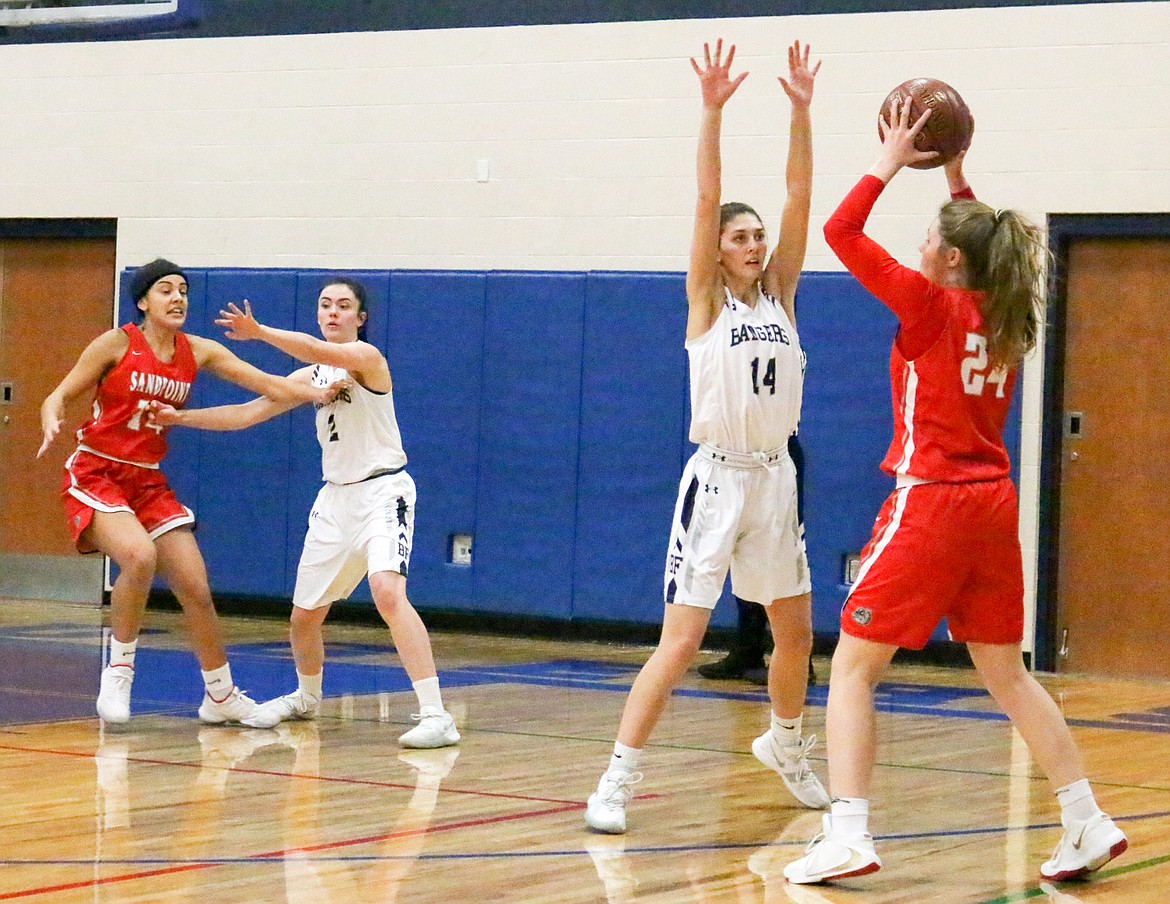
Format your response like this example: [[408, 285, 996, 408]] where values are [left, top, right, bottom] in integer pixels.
[[310, 363, 407, 484], [824, 174, 1012, 483], [686, 286, 803, 453], [75, 322, 195, 468]]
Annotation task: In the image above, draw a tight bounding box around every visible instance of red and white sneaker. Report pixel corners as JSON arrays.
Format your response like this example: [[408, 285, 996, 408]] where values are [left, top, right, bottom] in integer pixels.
[[783, 814, 881, 884], [198, 687, 280, 729], [1039, 812, 1127, 881]]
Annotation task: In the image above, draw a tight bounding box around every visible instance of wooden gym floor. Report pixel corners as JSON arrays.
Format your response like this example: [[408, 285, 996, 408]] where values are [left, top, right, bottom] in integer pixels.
[[0, 596, 1167, 903]]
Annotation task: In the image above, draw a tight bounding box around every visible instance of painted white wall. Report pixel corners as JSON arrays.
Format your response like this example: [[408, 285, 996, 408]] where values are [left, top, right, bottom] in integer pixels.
[[1, 2, 1167, 648]]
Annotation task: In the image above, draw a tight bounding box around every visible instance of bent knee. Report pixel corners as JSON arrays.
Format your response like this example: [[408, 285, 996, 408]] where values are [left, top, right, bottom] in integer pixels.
[[115, 544, 157, 581]]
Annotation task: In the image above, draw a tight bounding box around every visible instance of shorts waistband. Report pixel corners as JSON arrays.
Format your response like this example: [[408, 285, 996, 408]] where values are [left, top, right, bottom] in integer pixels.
[[895, 473, 938, 489], [76, 444, 159, 470], [338, 466, 405, 486], [698, 442, 788, 470]]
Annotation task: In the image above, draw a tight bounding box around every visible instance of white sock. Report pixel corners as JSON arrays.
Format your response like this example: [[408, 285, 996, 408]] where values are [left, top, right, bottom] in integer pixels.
[[108, 638, 137, 671], [413, 676, 443, 714], [1056, 778, 1102, 824], [830, 797, 870, 837], [608, 741, 641, 774], [201, 663, 234, 701], [297, 669, 323, 701], [771, 711, 802, 745]]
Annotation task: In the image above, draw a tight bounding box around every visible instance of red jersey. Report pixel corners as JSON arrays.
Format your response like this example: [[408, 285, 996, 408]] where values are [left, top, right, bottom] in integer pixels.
[[824, 175, 1013, 483], [75, 323, 196, 467]]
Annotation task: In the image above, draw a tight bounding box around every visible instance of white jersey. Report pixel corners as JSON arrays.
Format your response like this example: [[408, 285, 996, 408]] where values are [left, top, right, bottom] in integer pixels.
[[311, 363, 407, 484], [686, 287, 803, 453]]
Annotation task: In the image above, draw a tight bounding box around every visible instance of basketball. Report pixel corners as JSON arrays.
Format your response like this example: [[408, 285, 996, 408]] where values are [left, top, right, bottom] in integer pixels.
[[878, 78, 973, 169]]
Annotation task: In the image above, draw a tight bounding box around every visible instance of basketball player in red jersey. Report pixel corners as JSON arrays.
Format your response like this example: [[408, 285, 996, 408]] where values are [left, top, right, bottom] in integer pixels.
[[784, 101, 1127, 883], [38, 259, 341, 728]]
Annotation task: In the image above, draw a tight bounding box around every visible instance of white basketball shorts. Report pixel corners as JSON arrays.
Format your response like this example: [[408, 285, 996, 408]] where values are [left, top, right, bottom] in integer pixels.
[[292, 470, 416, 611], [663, 451, 810, 609]]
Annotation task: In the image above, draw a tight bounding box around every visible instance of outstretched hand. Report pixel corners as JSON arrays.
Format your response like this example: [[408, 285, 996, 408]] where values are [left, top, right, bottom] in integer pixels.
[[215, 300, 264, 341], [778, 40, 820, 109], [690, 39, 748, 109], [875, 95, 938, 175]]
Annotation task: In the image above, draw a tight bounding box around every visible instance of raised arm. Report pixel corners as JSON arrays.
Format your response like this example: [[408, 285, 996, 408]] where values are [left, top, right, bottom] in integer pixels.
[[762, 40, 820, 325], [944, 147, 975, 200], [216, 300, 387, 385], [685, 39, 748, 341], [188, 334, 343, 407], [37, 328, 127, 458], [150, 366, 315, 432]]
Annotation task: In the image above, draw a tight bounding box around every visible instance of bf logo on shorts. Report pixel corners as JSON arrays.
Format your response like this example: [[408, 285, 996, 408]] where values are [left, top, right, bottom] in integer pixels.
[[851, 607, 873, 627]]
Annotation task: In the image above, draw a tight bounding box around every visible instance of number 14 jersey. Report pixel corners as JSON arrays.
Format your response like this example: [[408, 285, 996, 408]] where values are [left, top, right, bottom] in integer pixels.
[[685, 286, 803, 454]]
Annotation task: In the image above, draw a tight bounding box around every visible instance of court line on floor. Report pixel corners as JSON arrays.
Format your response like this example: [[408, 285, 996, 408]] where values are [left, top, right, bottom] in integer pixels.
[[0, 740, 607, 806], [0, 802, 584, 900]]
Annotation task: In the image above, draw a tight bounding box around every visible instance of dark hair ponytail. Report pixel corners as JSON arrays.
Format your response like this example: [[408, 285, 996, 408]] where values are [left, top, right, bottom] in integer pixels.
[[938, 200, 1044, 369]]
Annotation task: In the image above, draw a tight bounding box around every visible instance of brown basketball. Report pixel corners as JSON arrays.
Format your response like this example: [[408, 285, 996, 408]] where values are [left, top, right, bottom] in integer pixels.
[[878, 78, 973, 169]]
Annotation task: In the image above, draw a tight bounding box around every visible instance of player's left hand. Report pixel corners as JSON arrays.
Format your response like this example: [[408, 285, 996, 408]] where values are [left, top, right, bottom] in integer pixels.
[[216, 300, 263, 341], [779, 39, 820, 109]]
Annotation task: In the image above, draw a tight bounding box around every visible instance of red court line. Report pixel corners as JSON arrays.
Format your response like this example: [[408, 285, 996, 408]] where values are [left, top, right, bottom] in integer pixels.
[[0, 802, 584, 900], [0, 741, 585, 805], [0, 865, 211, 901]]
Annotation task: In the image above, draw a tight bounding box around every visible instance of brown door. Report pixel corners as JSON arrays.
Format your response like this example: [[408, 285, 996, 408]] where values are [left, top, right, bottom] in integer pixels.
[[0, 236, 115, 602], [1056, 237, 1170, 678]]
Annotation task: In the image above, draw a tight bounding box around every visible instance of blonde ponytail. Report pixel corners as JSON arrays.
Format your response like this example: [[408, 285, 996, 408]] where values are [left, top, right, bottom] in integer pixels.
[[938, 200, 1045, 369]]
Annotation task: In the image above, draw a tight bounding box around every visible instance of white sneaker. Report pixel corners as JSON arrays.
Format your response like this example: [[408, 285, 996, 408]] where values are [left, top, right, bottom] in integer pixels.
[[398, 709, 460, 748], [1039, 811, 1127, 881], [96, 665, 134, 724], [198, 687, 280, 729], [783, 814, 881, 884], [752, 731, 831, 809], [584, 770, 643, 835], [258, 688, 321, 724]]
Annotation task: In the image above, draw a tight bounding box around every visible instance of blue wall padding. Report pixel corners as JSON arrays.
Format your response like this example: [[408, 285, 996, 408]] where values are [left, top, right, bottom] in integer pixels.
[[472, 272, 586, 618], [572, 272, 700, 625], [121, 265, 1023, 639], [194, 270, 299, 595], [386, 271, 487, 611], [797, 273, 900, 634]]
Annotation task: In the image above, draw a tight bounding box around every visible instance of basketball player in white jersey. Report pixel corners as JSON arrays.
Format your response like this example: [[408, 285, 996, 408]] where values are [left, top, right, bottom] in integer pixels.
[[151, 279, 459, 748], [584, 39, 827, 834]]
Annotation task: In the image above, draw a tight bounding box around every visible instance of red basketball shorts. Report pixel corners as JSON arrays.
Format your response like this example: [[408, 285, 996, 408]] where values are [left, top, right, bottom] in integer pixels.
[[62, 449, 194, 553], [841, 477, 1024, 649]]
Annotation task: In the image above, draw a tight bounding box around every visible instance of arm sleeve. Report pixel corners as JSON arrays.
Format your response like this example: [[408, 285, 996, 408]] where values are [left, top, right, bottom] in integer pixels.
[[951, 185, 977, 201], [823, 175, 949, 358]]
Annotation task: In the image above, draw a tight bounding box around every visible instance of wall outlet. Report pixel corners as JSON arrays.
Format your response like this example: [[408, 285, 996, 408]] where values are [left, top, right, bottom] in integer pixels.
[[450, 533, 473, 566]]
